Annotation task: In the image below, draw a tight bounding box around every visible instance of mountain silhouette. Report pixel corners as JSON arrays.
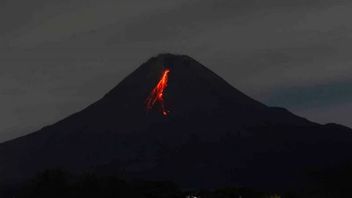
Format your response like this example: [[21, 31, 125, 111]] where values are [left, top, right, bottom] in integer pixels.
[[1, 54, 352, 192]]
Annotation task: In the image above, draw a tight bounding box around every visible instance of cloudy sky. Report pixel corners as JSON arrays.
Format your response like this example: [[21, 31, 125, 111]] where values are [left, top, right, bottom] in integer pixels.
[[0, 0, 351, 142]]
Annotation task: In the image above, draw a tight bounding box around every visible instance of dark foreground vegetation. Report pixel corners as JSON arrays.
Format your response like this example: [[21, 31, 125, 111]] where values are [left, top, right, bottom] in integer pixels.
[[0, 170, 277, 198], [1, 167, 352, 198]]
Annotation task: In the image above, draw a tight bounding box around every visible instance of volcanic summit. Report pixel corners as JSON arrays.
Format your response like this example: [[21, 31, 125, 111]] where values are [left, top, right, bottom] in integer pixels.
[[0, 54, 352, 192]]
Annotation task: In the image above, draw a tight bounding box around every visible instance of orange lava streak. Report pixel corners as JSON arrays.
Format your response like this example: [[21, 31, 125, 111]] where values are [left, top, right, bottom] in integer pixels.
[[146, 68, 170, 116]]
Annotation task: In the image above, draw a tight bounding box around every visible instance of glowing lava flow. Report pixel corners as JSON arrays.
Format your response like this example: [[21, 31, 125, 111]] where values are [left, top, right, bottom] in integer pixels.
[[146, 68, 170, 116]]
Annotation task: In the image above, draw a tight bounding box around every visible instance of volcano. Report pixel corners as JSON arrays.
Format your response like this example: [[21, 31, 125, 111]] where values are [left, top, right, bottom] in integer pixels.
[[1, 54, 352, 192]]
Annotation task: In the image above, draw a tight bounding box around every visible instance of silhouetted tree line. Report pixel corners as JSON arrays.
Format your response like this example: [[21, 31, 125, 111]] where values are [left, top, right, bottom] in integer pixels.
[[2, 167, 352, 198], [1, 169, 183, 198], [299, 162, 352, 198], [0, 169, 277, 198]]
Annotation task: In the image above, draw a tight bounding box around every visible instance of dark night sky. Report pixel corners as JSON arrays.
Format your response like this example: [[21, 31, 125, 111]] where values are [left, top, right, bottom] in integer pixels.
[[0, 0, 351, 142]]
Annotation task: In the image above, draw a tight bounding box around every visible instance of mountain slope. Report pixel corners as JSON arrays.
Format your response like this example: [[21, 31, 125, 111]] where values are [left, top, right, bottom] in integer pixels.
[[0, 54, 352, 191]]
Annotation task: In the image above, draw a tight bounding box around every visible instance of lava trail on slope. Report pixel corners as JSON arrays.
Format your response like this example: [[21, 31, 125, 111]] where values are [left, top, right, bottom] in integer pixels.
[[146, 68, 170, 116]]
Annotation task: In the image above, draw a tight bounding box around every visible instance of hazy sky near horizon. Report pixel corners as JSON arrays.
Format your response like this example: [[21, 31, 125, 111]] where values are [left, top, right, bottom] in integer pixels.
[[0, 0, 351, 142]]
